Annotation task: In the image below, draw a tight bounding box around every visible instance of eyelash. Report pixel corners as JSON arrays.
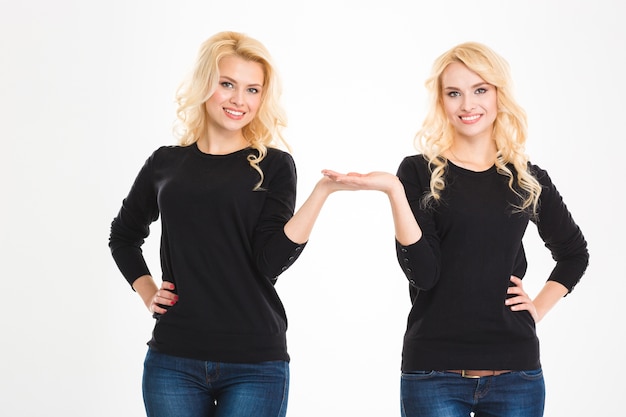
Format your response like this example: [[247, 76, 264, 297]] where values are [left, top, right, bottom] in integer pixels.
[[447, 87, 488, 97], [220, 82, 259, 94]]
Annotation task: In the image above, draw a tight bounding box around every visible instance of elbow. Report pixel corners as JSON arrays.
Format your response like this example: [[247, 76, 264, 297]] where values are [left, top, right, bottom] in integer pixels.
[[400, 262, 439, 291], [257, 244, 306, 282], [405, 271, 438, 291], [397, 245, 439, 290]]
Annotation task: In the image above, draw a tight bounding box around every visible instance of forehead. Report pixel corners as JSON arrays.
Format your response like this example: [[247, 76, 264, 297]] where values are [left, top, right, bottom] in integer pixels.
[[218, 55, 265, 84], [441, 62, 486, 87]]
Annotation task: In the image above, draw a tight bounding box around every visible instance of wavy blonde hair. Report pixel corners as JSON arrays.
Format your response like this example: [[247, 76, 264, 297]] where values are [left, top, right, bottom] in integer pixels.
[[415, 42, 542, 215], [174, 31, 289, 190]]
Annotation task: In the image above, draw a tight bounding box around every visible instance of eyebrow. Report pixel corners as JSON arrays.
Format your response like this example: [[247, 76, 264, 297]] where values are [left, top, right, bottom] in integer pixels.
[[220, 75, 263, 88], [443, 82, 490, 91]]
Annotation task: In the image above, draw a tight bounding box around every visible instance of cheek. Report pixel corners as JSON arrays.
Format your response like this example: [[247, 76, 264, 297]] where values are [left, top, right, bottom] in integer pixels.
[[207, 91, 227, 106], [247, 95, 263, 114], [486, 94, 498, 112], [442, 100, 457, 121], [486, 97, 498, 120]]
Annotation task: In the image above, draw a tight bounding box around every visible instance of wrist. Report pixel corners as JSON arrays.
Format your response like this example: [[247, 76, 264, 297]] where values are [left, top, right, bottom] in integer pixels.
[[386, 178, 405, 198]]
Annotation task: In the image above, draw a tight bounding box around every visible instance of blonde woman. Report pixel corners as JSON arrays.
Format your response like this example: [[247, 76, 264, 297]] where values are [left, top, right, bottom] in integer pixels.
[[109, 31, 350, 417], [324, 42, 589, 416]]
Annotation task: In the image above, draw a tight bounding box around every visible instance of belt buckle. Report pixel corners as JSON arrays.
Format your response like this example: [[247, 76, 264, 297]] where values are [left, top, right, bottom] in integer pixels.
[[461, 370, 481, 379]]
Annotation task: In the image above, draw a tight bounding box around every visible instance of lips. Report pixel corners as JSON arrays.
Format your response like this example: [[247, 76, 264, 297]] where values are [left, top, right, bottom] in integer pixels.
[[224, 108, 245, 118], [459, 114, 481, 123]]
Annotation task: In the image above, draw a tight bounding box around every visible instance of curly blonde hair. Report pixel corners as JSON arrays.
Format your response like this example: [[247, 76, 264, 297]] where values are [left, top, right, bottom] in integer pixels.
[[174, 31, 289, 190], [415, 42, 542, 214]]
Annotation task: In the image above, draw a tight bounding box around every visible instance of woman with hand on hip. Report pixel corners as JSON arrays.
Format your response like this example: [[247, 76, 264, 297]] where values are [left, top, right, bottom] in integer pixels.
[[109, 31, 352, 417], [324, 42, 589, 417]]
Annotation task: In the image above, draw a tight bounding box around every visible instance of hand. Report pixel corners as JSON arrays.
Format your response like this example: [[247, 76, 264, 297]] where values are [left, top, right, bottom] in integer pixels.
[[505, 276, 538, 322], [321, 170, 402, 194], [149, 281, 178, 315]]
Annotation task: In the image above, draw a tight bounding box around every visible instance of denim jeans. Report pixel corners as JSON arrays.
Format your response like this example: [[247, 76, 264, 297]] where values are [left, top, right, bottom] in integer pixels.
[[400, 369, 545, 417], [142, 348, 289, 417]]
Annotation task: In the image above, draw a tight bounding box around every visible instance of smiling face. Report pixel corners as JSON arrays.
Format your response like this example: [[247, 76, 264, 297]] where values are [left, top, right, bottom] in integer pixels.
[[441, 61, 498, 142], [204, 55, 265, 138]]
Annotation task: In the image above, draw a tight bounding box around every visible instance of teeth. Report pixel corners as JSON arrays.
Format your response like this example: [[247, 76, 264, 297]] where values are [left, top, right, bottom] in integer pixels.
[[461, 115, 480, 121], [225, 109, 244, 116]]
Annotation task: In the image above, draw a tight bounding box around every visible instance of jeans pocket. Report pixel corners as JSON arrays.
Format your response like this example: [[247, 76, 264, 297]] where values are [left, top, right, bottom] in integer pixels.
[[401, 370, 436, 380], [519, 368, 543, 380]]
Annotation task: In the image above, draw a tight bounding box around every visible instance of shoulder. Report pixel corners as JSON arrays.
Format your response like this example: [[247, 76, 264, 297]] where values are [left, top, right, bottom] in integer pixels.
[[262, 147, 296, 170], [265, 147, 294, 161], [525, 162, 567, 208], [148, 144, 185, 159], [526, 162, 554, 187], [397, 154, 431, 177], [146, 144, 190, 165]]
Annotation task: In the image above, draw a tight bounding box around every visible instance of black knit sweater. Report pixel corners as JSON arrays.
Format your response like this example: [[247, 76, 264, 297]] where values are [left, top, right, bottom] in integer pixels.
[[109, 143, 305, 363], [395, 155, 589, 371]]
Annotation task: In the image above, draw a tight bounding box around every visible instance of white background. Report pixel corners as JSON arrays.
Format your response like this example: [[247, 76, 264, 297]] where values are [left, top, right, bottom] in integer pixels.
[[1, 0, 624, 416]]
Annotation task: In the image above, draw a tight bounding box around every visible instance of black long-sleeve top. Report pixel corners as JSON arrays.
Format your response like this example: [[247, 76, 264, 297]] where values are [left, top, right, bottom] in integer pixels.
[[109, 143, 305, 363], [395, 155, 589, 371]]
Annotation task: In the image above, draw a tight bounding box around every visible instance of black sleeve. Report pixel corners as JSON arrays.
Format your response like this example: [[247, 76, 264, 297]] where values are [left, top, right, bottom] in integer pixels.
[[395, 156, 440, 291], [108, 150, 161, 287], [532, 165, 589, 293], [253, 151, 306, 282]]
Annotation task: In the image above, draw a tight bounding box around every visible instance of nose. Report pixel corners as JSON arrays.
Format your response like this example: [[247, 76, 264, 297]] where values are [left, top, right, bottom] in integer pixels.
[[461, 95, 476, 112], [230, 88, 244, 106]]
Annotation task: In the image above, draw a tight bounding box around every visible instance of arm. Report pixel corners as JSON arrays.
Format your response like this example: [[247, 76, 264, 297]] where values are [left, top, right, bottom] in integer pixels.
[[254, 155, 362, 279], [109, 150, 160, 287], [507, 276, 568, 323], [533, 280, 569, 322], [132, 275, 178, 315], [283, 173, 409, 244], [533, 165, 589, 293], [322, 162, 440, 291], [283, 176, 336, 244], [109, 149, 172, 315], [320, 170, 422, 245]]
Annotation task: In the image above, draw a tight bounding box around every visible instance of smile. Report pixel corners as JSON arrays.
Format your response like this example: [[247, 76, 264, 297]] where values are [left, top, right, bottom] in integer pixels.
[[460, 115, 481, 121], [224, 108, 244, 117]]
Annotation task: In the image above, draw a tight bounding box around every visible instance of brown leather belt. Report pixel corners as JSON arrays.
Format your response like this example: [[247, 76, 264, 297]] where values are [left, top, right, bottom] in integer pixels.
[[447, 370, 512, 378]]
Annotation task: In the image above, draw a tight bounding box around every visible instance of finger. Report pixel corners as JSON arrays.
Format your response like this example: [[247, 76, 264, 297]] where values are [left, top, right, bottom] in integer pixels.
[[322, 172, 344, 182], [155, 290, 178, 306], [150, 301, 168, 315], [507, 286, 522, 296], [510, 302, 530, 311], [321, 169, 343, 176], [505, 294, 526, 305]]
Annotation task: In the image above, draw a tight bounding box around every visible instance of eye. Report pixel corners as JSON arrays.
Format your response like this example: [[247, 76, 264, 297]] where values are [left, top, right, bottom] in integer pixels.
[[221, 81, 234, 89], [447, 91, 460, 97], [475, 87, 487, 94], [247, 87, 259, 94]]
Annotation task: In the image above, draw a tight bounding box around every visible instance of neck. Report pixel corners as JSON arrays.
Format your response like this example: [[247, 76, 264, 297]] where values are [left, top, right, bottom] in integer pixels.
[[447, 140, 497, 172], [197, 130, 249, 155]]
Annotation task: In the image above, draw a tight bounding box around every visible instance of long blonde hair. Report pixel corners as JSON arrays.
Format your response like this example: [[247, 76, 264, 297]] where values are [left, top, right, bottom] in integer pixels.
[[174, 31, 289, 190], [415, 42, 542, 214]]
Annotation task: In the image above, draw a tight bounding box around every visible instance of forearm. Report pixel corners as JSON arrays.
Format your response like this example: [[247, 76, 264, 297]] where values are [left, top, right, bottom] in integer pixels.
[[533, 280, 568, 322], [387, 182, 422, 246], [315, 169, 424, 245], [131, 274, 158, 310], [283, 180, 332, 244]]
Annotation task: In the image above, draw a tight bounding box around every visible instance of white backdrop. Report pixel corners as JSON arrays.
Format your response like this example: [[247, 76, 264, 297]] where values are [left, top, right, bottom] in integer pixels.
[[1, 0, 624, 416]]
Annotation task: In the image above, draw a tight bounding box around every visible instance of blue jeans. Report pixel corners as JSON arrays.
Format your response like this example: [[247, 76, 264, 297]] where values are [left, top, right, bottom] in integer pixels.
[[142, 348, 289, 417], [400, 369, 545, 417]]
